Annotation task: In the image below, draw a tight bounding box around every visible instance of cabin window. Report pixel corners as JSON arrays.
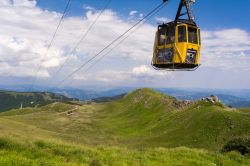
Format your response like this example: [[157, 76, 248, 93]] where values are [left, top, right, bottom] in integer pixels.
[[188, 27, 198, 44], [158, 29, 166, 45], [178, 25, 187, 42], [166, 26, 175, 44]]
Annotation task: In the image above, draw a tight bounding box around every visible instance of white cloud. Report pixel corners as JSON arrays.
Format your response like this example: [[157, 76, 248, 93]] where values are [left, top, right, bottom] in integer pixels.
[[73, 73, 86, 81], [73, 65, 171, 84], [0, 1, 156, 80], [0, 0, 249, 89], [129, 10, 138, 16], [83, 4, 95, 11], [201, 28, 250, 70], [132, 65, 150, 74], [155, 17, 171, 23], [13, 0, 36, 7], [128, 10, 144, 21]]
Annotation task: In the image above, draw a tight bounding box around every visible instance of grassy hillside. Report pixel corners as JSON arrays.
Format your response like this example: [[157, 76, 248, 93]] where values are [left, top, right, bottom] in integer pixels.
[[239, 108, 250, 114], [0, 88, 249, 165], [0, 90, 78, 112], [96, 89, 250, 150], [0, 137, 249, 166]]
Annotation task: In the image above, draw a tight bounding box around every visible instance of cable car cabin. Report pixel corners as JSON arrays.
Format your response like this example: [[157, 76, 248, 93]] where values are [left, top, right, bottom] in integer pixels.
[[152, 21, 201, 70], [152, 0, 201, 71]]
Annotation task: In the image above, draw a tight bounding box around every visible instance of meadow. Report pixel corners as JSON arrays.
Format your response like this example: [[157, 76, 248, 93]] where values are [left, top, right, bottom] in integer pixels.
[[0, 89, 249, 165]]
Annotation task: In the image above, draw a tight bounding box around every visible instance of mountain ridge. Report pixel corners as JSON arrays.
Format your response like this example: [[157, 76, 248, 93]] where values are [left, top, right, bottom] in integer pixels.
[[0, 90, 78, 112]]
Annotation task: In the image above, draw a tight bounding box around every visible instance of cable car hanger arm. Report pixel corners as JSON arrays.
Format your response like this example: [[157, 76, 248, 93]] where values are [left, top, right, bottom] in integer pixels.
[[163, 0, 196, 25]]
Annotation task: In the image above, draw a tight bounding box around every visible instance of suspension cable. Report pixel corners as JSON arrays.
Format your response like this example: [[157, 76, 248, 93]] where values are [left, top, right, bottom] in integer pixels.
[[30, 0, 72, 91], [65, 2, 168, 87], [52, 2, 167, 88], [49, 0, 112, 86]]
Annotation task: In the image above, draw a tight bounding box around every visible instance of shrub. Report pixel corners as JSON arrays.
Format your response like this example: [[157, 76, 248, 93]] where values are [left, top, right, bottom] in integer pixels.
[[0, 138, 9, 149], [34, 141, 46, 148], [89, 159, 103, 166], [221, 138, 250, 155]]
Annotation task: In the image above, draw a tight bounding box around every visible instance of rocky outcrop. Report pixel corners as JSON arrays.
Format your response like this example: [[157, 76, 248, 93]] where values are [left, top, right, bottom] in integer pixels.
[[201, 95, 220, 103]]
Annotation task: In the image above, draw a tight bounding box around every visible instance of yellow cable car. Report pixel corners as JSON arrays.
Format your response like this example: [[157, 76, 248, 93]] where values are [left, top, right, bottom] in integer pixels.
[[152, 0, 201, 71]]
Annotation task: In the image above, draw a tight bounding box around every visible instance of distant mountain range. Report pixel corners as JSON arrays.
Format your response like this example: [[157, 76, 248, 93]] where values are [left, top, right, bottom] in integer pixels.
[[60, 87, 250, 108], [0, 85, 249, 108], [0, 90, 78, 112], [92, 93, 127, 103]]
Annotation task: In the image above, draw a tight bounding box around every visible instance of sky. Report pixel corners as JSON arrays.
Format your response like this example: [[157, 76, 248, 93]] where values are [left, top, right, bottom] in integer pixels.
[[0, 0, 250, 90]]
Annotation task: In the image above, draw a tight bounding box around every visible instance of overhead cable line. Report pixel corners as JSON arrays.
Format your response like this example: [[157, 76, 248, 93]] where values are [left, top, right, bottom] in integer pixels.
[[78, 3, 167, 77], [49, 0, 112, 86], [63, 3, 167, 89], [52, 1, 167, 88], [30, 0, 72, 91]]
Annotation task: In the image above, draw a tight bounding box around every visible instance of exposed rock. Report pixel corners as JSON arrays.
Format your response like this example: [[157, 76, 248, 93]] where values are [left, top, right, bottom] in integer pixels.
[[67, 110, 74, 115], [201, 95, 220, 103], [210, 95, 219, 102], [172, 99, 194, 109], [183, 100, 193, 105]]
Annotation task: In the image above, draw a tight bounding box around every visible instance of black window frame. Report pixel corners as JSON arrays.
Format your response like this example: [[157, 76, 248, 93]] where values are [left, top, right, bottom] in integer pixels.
[[158, 27, 167, 46], [166, 25, 175, 44], [188, 26, 198, 44], [178, 25, 187, 43]]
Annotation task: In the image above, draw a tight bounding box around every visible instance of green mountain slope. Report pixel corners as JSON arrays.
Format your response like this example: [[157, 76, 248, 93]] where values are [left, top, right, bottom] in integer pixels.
[[0, 90, 78, 112], [95, 89, 250, 150], [1, 88, 249, 150], [0, 88, 249, 165]]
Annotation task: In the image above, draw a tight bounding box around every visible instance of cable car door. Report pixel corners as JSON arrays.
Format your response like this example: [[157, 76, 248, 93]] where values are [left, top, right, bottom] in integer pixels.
[[174, 24, 188, 64]]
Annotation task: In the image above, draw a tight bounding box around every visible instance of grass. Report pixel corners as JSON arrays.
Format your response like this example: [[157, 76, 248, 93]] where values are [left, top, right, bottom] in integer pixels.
[[0, 137, 249, 166], [0, 88, 249, 165], [94, 89, 250, 150], [238, 108, 250, 114]]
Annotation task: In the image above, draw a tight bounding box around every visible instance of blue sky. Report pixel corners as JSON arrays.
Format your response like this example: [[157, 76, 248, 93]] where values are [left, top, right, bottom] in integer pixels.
[[37, 0, 250, 30], [0, 0, 250, 90]]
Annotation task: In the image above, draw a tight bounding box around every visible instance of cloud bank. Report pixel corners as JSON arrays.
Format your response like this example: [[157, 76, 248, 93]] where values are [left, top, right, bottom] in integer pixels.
[[0, 0, 249, 89]]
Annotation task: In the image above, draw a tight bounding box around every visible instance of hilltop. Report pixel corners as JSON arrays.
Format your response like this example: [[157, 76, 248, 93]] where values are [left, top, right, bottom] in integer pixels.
[[0, 88, 249, 165], [94, 89, 250, 150]]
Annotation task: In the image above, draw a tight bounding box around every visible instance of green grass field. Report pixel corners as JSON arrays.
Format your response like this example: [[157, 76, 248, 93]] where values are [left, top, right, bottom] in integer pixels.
[[0, 137, 249, 166], [0, 88, 249, 165]]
